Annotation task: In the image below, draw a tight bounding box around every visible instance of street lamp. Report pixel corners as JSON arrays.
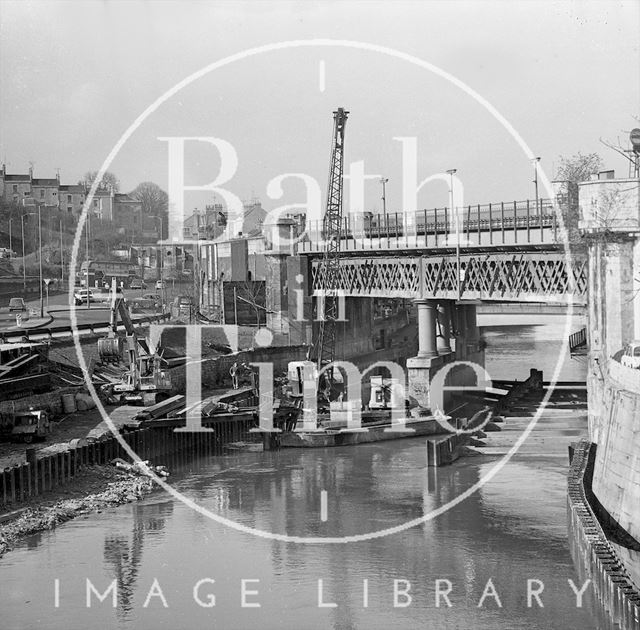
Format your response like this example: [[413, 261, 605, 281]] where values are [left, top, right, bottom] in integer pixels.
[[532, 157, 541, 216], [20, 214, 27, 290], [24, 205, 44, 318], [379, 177, 389, 235], [149, 215, 164, 302], [59, 219, 64, 288], [8, 217, 13, 260], [446, 169, 460, 300]]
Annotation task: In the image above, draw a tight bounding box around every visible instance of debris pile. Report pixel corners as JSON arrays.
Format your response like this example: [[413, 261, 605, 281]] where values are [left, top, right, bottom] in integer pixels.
[[0, 465, 157, 559]]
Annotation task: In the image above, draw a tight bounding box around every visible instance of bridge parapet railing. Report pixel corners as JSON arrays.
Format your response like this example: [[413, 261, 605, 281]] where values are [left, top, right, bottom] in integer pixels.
[[298, 199, 558, 253]]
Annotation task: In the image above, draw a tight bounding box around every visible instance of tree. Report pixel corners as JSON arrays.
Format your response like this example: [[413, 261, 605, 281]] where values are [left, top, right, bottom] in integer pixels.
[[129, 182, 169, 238], [78, 170, 120, 192], [239, 280, 266, 327], [554, 152, 603, 184]]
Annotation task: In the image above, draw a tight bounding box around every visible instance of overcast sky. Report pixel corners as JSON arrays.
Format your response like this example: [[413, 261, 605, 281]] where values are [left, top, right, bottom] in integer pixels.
[[0, 0, 638, 214]]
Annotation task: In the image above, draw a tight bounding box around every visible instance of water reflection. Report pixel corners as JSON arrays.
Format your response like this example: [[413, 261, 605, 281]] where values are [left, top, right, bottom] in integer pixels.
[[0, 323, 596, 630], [102, 501, 173, 619]]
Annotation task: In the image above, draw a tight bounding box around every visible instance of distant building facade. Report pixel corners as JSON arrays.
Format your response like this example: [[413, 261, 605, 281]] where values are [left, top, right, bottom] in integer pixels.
[[0, 164, 87, 214]]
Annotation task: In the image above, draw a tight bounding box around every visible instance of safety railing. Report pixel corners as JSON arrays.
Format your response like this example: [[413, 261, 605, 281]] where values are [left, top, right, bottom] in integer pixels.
[[298, 199, 559, 252], [0, 312, 171, 343]]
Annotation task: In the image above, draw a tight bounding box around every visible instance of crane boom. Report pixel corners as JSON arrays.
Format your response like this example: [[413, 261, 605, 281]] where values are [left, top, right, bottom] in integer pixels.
[[312, 107, 349, 374]]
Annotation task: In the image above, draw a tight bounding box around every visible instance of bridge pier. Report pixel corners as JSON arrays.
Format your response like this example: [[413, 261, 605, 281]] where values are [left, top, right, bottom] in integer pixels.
[[407, 300, 482, 414], [416, 300, 439, 358], [437, 302, 452, 354]]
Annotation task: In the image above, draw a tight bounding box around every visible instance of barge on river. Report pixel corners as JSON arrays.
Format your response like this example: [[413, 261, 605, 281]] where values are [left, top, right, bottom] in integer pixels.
[[277, 413, 443, 448]]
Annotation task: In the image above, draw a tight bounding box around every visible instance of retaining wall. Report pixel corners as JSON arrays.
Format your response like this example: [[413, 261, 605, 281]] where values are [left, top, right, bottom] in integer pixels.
[[590, 361, 640, 543], [568, 439, 640, 629], [0, 416, 256, 509]]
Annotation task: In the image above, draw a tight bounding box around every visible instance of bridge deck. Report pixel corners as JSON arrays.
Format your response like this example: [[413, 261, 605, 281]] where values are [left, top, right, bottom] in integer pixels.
[[298, 199, 562, 254]]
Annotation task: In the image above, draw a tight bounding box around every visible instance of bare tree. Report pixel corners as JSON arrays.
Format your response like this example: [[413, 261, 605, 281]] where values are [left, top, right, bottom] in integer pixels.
[[239, 280, 266, 327], [555, 152, 603, 184], [129, 182, 168, 215], [79, 170, 120, 192]]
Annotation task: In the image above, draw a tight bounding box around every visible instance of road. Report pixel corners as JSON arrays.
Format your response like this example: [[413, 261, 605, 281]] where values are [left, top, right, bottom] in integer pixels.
[[0, 288, 168, 332]]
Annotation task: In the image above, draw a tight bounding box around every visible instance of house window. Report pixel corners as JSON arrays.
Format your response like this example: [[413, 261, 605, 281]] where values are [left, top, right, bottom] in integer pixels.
[[67, 195, 72, 203], [12, 185, 17, 193], [12, 195, 18, 203], [53, 191, 57, 196], [67, 206, 73, 213], [94, 200, 98, 207], [40, 189, 45, 198], [24, 191, 28, 196]]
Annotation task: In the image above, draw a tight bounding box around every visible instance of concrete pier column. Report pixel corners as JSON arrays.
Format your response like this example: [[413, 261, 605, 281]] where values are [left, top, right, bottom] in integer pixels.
[[437, 302, 452, 353], [416, 299, 438, 358]]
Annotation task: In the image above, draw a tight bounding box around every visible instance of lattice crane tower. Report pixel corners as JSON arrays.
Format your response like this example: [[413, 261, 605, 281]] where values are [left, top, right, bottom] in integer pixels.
[[312, 107, 349, 376]]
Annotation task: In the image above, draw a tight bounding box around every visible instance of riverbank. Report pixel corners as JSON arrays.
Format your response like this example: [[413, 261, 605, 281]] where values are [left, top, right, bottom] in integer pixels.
[[0, 464, 155, 559]]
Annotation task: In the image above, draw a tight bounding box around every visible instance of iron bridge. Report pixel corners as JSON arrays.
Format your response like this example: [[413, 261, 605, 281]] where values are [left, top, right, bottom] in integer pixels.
[[309, 248, 587, 304]]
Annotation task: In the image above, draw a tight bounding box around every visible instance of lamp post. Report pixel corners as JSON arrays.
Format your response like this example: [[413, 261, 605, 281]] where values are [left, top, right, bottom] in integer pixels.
[[20, 215, 27, 290], [149, 215, 164, 303], [38, 203, 43, 317], [532, 157, 541, 216], [446, 169, 460, 300], [25, 207, 44, 317], [8, 218, 13, 259], [379, 177, 389, 235], [59, 219, 64, 288]]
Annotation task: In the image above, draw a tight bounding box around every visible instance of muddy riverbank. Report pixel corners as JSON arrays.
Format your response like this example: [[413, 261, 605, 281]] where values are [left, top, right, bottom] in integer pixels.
[[0, 465, 155, 558]]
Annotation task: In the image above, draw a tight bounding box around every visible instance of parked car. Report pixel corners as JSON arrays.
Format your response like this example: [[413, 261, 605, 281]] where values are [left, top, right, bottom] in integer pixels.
[[155, 280, 166, 290], [92, 287, 126, 304], [8, 297, 26, 312], [130, 278, 147, 290], [73, 288, 95, 305], [621, 341, 640, 369], [171, 295, 194, 319]]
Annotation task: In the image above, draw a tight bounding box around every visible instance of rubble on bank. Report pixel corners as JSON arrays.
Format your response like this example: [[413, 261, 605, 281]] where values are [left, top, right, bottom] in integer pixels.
[[0, 465, 156, 559]]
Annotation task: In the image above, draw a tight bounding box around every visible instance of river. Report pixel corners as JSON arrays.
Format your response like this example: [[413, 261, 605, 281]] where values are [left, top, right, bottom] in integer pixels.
[[1, 316, 602, 630]]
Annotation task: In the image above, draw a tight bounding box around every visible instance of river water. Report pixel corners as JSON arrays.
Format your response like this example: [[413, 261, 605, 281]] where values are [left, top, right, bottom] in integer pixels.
[[1, 316, 600, 630]]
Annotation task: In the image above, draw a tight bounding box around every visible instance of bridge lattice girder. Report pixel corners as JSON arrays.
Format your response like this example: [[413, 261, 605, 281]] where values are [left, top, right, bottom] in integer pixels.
[[310, 251, 587, 304]]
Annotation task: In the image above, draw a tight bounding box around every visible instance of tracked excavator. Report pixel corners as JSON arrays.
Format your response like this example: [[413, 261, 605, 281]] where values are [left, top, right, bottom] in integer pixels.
[[97, 281, 172, 405]]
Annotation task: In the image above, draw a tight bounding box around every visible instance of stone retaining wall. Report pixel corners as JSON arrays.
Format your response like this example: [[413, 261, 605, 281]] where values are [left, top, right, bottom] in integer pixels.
[[568, 439, 640, 629]]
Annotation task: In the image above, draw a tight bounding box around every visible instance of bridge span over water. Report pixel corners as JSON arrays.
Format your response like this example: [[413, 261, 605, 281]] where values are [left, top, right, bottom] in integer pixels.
[[296, 198, 587, 305]]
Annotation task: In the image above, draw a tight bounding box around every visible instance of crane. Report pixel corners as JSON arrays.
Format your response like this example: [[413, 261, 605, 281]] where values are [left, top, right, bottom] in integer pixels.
[[280, 108, 349, 421], [310, 107, 349, 382]]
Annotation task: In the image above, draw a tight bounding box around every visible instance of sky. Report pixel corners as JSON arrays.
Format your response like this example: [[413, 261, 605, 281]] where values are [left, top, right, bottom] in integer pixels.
[[0, 0, 638, 217]]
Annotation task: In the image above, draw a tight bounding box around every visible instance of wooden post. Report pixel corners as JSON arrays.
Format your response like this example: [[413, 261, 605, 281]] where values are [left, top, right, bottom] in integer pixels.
[[60, 452, 67, 484], [26, 448, 37, 497], [52, 453, 58, 488], [1, 469, 7, 506], [9, 466, 16, 504], [39, 459, 46, 496], [18, 464, 25, 502]]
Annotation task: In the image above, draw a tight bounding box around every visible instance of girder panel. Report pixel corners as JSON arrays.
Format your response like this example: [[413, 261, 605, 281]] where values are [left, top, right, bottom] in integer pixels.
[[310, 251, 587, 304]]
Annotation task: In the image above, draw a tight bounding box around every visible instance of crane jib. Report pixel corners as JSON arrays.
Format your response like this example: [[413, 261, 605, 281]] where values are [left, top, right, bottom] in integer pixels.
[[313, 108, 349, 376]]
